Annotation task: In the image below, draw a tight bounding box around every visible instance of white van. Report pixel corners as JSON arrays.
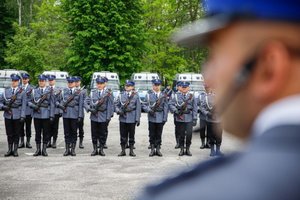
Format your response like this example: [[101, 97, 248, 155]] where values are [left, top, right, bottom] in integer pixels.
[[42, 70, 69, 88], [131, 72, 160, 102], [90, 71, 120, 99]]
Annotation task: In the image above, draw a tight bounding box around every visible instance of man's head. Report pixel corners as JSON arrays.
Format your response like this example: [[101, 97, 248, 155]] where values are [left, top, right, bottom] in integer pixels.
[[11, 74, 20, 88], [181, 82, 190, 94], [152, 79, 162, 92], [48, 75, 56, 86], [173, 0, 300, 139], [125, 80, 135, 92], [66, 77, 75, 88], [21, 73, 30, 85], [96, 77, 107, 90], [37, 75, 47, 88], [74, 76, 81, 87]]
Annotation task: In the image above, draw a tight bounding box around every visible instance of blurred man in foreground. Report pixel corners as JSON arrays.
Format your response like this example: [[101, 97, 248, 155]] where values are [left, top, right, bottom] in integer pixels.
[[137, 0, 300, 199]]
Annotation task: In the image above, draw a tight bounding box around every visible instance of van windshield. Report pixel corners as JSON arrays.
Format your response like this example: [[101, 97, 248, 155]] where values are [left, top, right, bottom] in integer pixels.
[[91, 80, 120, 90], [0, 78, 13, 88], [135, 81, 152, 91], [55, 79, 68, 88]]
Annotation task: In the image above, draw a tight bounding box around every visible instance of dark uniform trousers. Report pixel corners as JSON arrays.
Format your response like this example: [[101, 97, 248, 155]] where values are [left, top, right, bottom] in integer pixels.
[[200, 118, 207, 140], [49, 114, 60, 140], [104, 119, 110, 143], [174, 117, 180, 142], [207, 121, 222, 145], [91, 121, 108, 145], [63, 118, 78, 144], [149, 122, 164, 147], [77, 119, 84, 139], [120, 122, 136, 146], [177, 122, 193, 147], [20, 115, 32, 138], [5, 119, 22, 144], [34, 118, 50, 144]]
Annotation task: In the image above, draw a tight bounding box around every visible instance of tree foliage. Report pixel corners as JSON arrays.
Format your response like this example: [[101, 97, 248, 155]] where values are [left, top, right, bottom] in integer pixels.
[[63, 0, 146, 85]]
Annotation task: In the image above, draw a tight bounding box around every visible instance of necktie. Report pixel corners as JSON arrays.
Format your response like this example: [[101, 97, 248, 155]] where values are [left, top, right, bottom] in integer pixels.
[[70, 89, 72, 94], [41, 88, 43, 94], [127, 92, 130, 97], [12, 89, 15, 94]]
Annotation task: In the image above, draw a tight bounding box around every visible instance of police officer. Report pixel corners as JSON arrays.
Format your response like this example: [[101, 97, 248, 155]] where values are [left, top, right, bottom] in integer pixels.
[[47, 75, 62, 148], [84, 77, 114, 156], [199, 87, 223, 156], [28, 74, 55, 157], [0, 74, 26, 157], [19, 73, 33, 149], [74, 76, 86, 149], [58, 77, 84, 156], [143, 79, 168, 157], [169, 81, 198, 156], [115, 80, 141, 157], [198, 88, 210, 149]]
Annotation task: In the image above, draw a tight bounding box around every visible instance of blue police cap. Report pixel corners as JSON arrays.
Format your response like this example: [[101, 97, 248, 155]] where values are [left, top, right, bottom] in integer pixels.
[[125, 80, 135, 86], [11, 74, 21, 81], [176, 81, 182, 86], [73, 76, 81, 82], [38, 74, 47, 81], [21, 73, 30, 79], [96, 77, 106, 84], [181, 81, 190, 87], [173, 0, 300, 46], [66, 76, 75, 83], [48, 75, 56, 81], [152, 79, 162, 85]]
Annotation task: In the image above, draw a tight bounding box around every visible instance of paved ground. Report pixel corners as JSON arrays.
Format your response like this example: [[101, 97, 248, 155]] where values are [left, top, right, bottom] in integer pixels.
[[0, 112, 243, 200]]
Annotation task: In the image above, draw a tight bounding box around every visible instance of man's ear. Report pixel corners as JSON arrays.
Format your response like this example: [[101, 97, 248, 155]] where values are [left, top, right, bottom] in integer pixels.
[[250, 40, 292, 102]]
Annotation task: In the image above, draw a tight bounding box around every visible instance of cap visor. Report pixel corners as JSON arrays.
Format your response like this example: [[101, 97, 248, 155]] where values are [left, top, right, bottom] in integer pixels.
[[172, 14, 231, 47]]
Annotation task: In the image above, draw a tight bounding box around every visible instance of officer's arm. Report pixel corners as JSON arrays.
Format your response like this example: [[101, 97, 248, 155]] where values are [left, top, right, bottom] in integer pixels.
[[0, 93, 4, 109], [20, 92, 26, 118], [163, 98, 169, 122], [168, 96, 177, 114], [142, 93, 151, 113], [192, 96, 198, 121], [135, 95, 141, 122], [108, 93, 114, 118], [199, 96, 210, 116], [78, 93, 84, 118], [114, 94, 121, 113], [83, 93, 91, 112]]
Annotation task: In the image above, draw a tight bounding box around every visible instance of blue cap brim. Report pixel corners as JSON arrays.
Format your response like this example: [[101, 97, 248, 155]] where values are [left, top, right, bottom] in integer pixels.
[[172, 14, 233, 47]]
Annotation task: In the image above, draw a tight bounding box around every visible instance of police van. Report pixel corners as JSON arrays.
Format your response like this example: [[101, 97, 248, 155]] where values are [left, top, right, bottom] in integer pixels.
[[131, 72, 160, 103], [90, 71, 120, 99], [173, 73, 205, 98], [42, 70, 69, 88], [0, 69, 28, 96]]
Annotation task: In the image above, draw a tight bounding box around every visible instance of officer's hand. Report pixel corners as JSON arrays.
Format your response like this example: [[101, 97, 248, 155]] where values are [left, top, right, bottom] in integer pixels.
[[50, 117, 54, 122], [192, 119, 197, 126], [90, 108, 97, 114], [149, 109, 155, 115], [20, 117, 25, 123], [162, 121, 166, 125], [174, 110, 180, 115], [136, 121, 140, 127], [58, 113, 62, 117], [78, 118, 83, 123], [117, 110, 124, 115], [2, 105, 9, 111]]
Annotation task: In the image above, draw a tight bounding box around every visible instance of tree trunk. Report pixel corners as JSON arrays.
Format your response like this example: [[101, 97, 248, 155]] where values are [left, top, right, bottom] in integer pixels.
[[17, 0, 22, 26]]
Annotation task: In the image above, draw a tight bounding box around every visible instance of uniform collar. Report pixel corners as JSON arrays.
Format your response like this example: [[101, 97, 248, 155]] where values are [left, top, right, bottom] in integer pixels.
[[23, 84, 28, 89], [252, 94, 300, 137]]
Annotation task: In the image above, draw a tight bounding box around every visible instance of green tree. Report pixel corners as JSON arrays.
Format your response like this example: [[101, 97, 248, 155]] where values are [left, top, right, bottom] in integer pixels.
[[63, 0, 146, 85]]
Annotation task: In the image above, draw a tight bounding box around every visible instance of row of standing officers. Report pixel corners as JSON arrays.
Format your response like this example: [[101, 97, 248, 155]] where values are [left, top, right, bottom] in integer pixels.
[[0, 73, 223, 157]]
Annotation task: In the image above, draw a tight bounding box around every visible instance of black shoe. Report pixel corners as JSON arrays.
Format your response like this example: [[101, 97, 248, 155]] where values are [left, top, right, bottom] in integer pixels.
[[200, 138, 205, 149], [205, 143, 211, 149], [216, 145, 224, 156], [33, 144, 42, 156], [52, 138, 57, 149], [156, 145, 163, 157], [79, 138, 84, 149], [149, 144, 155, 157], [26, 137, 32, 149], [42, 144, 48, 156], [99, 146, 105, 156], [185, 146, 192, 156], [210, 144, 216, 157], [175, 143, 180, 149], [91, 144, 98, 156], [118, 145, 126, 156], [148, 144, 151, 149], [63, 143, 70, 156], [13, 143, 19, 157], [46, 140, 52, 148], [178, 147, 184, 156], [103, 144, 108, 149], [70, 143, 76, 156], [4, 144, 13, 157], [129, 145, 136, 157], [18, 137, 25, 148]]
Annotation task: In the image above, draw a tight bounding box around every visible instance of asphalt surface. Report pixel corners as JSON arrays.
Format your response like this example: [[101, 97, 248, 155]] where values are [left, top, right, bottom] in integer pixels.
[[0, 112, 243, 200]]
